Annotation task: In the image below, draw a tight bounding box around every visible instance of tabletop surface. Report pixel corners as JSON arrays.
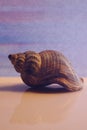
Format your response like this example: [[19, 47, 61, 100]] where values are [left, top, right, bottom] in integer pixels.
[[0, 77, 87, 130]]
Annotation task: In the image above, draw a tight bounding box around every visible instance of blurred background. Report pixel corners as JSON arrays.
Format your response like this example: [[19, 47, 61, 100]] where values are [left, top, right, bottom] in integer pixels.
[[0, 0, 87, 76]]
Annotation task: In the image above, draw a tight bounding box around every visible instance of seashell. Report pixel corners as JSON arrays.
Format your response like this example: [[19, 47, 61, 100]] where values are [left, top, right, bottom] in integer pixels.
[[8, 50, 83, 92]]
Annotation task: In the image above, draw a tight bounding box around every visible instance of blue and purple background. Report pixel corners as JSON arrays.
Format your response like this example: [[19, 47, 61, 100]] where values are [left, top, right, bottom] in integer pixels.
[[0, 0, 87, 76]]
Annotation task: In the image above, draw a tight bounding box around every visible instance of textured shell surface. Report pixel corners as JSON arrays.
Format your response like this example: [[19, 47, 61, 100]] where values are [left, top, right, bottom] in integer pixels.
[[8, 50, 83, 92]]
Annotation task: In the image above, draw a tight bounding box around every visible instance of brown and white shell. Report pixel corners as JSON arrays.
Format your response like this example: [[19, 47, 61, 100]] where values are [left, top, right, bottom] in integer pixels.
[[8, 50, 83, 92]]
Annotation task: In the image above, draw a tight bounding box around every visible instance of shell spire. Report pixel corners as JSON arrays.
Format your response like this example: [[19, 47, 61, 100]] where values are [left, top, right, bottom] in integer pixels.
[[8, 50, 84, 92]]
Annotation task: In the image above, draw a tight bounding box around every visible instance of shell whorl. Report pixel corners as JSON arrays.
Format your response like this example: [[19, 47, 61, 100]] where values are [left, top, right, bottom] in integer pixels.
[[8, 53, 25, 73], [24, 51, 41, 75], [39, 50, 83, 91]]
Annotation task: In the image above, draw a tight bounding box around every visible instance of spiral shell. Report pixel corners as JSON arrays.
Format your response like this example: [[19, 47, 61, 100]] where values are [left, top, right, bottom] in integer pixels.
[[8, 50, 83, 92]]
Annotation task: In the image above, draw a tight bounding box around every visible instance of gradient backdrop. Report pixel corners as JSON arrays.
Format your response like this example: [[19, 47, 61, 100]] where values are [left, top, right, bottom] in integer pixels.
[[0, 0, 87, 76]]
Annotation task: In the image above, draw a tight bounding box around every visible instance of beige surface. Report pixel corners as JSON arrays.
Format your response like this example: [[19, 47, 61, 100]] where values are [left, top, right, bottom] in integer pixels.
[[0, 77, 87, 130]]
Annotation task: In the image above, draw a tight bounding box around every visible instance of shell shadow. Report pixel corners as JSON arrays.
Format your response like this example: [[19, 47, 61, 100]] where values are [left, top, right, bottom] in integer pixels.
[[0, 84, 70, 93], [0, 84, 28, 92], [26, 84, 70, 94]]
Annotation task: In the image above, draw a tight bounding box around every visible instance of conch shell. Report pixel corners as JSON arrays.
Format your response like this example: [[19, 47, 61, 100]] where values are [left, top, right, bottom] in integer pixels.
[[8, 50, 83, 91]]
